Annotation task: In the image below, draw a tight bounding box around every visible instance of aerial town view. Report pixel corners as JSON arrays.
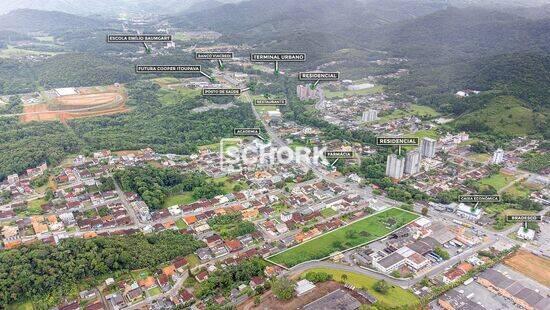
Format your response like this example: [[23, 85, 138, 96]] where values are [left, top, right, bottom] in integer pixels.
[[0, 0, 548, 309]]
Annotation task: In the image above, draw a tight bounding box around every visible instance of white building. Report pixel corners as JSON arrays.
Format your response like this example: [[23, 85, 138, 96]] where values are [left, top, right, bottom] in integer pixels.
[[362, 109, 378, 122], [420, 138, 437, 158], [455, 203, 482, 220], [295, 279, 316, 296], [386, 154, 405, 179], [7, 174, 19, 184], [492, 148, 505, 165], [373, 252, 406, 273], [516, 227, 535, 240], [404, 150, 421, 175]]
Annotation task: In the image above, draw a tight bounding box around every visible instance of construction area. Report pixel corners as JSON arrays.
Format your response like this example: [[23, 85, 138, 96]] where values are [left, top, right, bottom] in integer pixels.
[[20, 84, 128, 123]]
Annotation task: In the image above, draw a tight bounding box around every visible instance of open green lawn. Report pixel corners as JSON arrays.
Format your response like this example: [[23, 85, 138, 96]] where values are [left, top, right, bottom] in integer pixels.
[[163, 192, 197, 208], [148, 287, 162, 297], [301, 268, 419, 308], [467, 153, 491, 163], [478, 172, 516, 191], [163, 175, 247, 208], [158, 88, 201, 105], [504, 182, 531, 198], [185, 254, 200, 268], [153, 77, 180, 86], [27, 198, 46, 215], [199, 139, 241, 153], [268, 208, 419, 267], [131, 269, 151, 281], [175, 218, 188, 229], [320, 207, 338, 218], [7, 302, 34, 310], [324, 85, 384, 99], [0, 45, 61, 58]]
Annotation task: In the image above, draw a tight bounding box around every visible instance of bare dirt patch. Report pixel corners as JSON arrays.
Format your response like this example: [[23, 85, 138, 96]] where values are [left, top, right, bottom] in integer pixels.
[[504, 250, 550, 286], [20, 85, 127, 123]]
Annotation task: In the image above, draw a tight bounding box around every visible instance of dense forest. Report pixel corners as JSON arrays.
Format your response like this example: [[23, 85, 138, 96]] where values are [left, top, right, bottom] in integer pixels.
[[114, 166, 220, 209], [0, 118, 81, 180], [0, 231, 204, 306]]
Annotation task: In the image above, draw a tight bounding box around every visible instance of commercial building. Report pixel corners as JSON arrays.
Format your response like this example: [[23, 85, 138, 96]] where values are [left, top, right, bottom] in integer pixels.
[[456, 203, 482, 220], [373, 252, 406, 273], [362, 109, 378, 122], [477, 268, 549, 310], [492, 148, 505, 164], [404, 150, 421, 174], [420, 137, 437, 158], [385, 154, 405, 179], [304, 289, 361, 310]]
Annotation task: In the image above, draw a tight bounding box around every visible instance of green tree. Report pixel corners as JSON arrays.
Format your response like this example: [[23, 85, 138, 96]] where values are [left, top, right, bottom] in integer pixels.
[[373, 280, 389, 294], [272, 277, 295, 300]]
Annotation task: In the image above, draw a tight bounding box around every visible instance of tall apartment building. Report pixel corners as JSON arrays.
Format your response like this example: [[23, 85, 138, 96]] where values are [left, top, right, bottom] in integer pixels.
[[386, 154, 405, 179], [492, 148, 504, 164], [420, 137, 437, 158], [362, 109, 378, 122], [296, 84, 318, 101], [404, 150, 421, 174]]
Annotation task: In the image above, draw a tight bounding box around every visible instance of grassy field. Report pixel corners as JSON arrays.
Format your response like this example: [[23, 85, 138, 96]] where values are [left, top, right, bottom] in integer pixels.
[[0, 45, 60, 58], [175, 218, 188, 229], [478, 172, 516, 191], [324, 85, 384, 99], [301, 268, 419, 308], [147, 287, 162, 297], [504, 182, 531, 198], [268, 208, 419, 267], [185, 254, 200, 268], [7, 302, 34, 310], [454, 96, 538, 136], [163, 192, 197, 208], [468, 153, 491, 163], [158, 88, 201, 105], [320, 207, 337, 218]]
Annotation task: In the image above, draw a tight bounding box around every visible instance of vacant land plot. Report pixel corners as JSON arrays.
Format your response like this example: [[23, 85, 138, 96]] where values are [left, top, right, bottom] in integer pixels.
[[479, 172, 516, 191], [377, 104, 439, 123], [324, 85, 384, 99], [268, 208, 419, 268], [21, 85, 127, 122], [301, 268, 419, 308], [504, 250, 550, 286]]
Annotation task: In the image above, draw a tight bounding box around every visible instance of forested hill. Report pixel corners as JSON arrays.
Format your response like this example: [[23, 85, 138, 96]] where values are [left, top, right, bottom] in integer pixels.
[[371, 7, 550, 63], [175, 0, 385, 40], [0, 9, 105, 33], [390, 53, 550, 111], [0, 54, 136, 95]]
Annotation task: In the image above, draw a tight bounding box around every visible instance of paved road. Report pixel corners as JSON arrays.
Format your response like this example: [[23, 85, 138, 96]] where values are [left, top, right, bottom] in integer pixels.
[[287, 234, 497, 289]]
